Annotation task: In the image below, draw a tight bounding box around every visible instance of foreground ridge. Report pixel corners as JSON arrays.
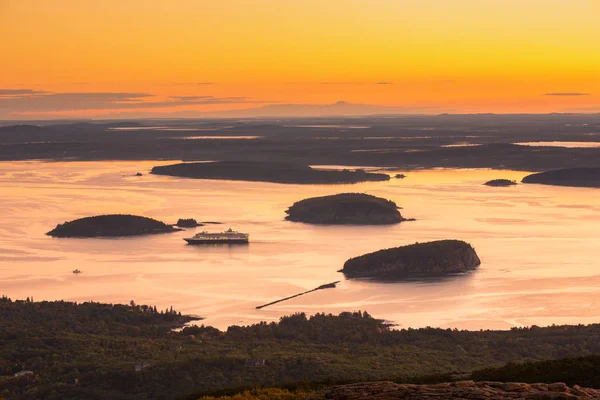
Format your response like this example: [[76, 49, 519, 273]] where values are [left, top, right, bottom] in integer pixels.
[[307, 381, 600, 400]]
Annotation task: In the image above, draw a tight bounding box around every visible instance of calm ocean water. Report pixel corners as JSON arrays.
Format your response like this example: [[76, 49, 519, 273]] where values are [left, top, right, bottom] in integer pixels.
[[1, 161, 599, 330]]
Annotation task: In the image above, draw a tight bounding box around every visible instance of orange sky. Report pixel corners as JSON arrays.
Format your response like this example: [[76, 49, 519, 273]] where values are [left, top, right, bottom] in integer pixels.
[[1, 0, 599, 118]]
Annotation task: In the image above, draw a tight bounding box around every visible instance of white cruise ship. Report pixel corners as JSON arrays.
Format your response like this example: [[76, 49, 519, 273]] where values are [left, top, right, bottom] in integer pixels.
[[184, 228, 249, 244]]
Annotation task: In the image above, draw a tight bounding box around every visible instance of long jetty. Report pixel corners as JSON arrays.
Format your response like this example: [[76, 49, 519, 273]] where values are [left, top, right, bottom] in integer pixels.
[[255, 281, 340, 310]]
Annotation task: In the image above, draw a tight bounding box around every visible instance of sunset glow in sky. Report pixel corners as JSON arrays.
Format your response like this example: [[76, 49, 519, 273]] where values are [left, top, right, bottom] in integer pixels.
[[1, 0, 599, 118]]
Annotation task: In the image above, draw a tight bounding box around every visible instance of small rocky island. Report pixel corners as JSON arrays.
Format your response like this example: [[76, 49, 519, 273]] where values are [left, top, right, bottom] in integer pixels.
[[176, 218, 203, 227], [285, 193, 407, 225], [150, 161, 390, 184], [47, 214, 181, 238], [341, 240, 481, 280], [522, 167, 600, 188], [484, 179, 517, 187]]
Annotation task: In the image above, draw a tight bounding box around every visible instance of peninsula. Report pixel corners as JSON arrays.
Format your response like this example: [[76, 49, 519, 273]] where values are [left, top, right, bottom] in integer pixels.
[[47, 214, 181, 238], [341, 240, 481, 280], [285, 193, 406, 225], [150, 161, 390, 184], [522, 167, 600, 188]]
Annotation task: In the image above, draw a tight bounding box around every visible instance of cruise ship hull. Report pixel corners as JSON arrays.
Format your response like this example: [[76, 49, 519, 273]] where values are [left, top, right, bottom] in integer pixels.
[[184, 238, 249, 245]]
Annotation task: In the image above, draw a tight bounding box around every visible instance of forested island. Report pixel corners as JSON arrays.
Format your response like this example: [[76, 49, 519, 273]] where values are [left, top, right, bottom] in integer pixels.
[[522, 167, 600, 188], [176, 218, 203, 227], [150, 161, 390, 184], [285, 193, 407, 225], [341, 240, 481, 280], [46, 214, 181, 238], [484, 179, 517, 187], [4, 297, 600, 400]]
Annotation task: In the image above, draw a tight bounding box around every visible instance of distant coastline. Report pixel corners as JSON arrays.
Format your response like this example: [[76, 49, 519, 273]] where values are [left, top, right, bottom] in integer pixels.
[[151, 161, 391, 184], [1, 116, 600, 172]]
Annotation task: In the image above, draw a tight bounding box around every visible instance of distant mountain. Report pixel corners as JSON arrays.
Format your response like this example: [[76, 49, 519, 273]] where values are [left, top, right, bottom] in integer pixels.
[[202, 101, 430, 118]]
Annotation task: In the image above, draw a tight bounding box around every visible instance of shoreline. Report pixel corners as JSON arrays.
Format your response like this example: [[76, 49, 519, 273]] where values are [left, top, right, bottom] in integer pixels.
[[3, 296, 600, 333], [0, 155, 592, 174]]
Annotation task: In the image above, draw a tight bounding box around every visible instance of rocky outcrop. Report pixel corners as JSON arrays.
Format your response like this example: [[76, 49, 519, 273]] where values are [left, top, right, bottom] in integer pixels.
[[341, 240, 480, 280], [285, 193, 406, 225], [308, 381, 600, 400], [47, 214, 181, 238], [485, 179, 517, 187], [150, 161, 390, 184], [522, 168, 600, 188], [176, 218, 203, 227]]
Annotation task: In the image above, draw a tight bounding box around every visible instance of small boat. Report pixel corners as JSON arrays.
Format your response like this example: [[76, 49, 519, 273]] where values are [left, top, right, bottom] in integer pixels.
[[184, 228, 249, 245], [73, 269, 81, 274]]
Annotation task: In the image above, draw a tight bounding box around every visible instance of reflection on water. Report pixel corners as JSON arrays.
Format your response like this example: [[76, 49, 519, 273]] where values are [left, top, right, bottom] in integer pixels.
[[0, 161, 599, 330], [175, 136, 262, 140], [287, 125, 372, 129], [515, 141, 600, 148], [185, 242, 251, 250], [109, 126, 233, 131], [351, 149, 403, 153], [442, 143, 482, 148]]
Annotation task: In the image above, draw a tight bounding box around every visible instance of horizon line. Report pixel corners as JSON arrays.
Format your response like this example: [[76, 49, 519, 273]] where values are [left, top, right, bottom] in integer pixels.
[[2, 111, 600, 123]]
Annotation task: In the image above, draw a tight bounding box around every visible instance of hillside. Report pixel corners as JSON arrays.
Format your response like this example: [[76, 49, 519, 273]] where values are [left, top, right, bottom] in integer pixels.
[[4, 298, 600, 399], [307, 381, 600, 400]]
